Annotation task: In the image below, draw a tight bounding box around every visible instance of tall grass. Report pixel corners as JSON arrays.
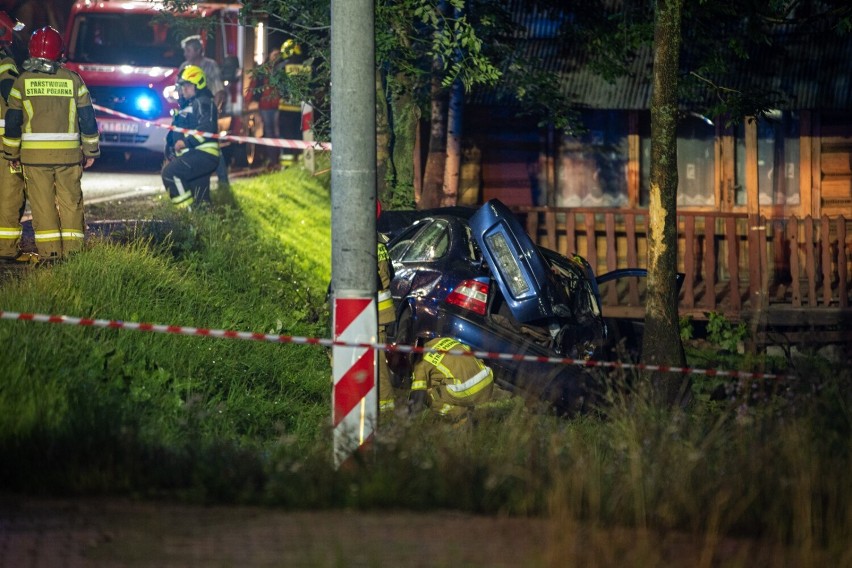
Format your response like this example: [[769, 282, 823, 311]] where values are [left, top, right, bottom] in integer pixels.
[[0, 166, 849, 563], [0, 169, 332, 496]]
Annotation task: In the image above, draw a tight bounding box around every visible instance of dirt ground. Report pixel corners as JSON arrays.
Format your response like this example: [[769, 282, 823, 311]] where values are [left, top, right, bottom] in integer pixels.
[[0, 494, 818, 568]]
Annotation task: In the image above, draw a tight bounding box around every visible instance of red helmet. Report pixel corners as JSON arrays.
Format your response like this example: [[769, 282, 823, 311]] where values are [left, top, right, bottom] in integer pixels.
[[29, 26, 64, 61], [0, 11, 24, 45]]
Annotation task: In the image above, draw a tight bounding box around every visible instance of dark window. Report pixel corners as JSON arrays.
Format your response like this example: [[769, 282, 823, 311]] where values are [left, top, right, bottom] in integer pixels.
[[735, 111, 800, 207], [68, 14, 185, 67], [558, 110, 628, 207], [640, 113, 716, 207]]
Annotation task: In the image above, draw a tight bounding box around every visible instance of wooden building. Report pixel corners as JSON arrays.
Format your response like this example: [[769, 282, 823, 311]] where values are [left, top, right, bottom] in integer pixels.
[[459, 13, 852, 332]]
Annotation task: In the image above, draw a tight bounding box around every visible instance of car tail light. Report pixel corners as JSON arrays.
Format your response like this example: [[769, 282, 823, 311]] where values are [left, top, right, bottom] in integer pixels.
[[445, 279, 489, 315]]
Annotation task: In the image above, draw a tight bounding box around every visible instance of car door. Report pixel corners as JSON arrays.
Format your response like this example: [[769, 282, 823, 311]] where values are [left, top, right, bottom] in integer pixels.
[[469, 199, 571, 324]]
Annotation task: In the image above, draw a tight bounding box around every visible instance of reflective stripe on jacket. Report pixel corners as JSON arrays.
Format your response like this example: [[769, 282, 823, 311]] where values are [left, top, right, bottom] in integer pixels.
[[168, 94, 220, 158], [2, 66, 100, 164], [411, 337, 495, 416], [377, 241, 395, 325]]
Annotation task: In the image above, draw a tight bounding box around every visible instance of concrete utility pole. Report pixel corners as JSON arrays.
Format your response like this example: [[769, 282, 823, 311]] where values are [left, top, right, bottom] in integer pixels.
[[330, 0, 377, 468]]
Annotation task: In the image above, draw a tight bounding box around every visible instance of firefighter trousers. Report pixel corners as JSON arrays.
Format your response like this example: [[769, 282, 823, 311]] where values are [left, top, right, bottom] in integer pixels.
[[162, 150, 218, 209], [23, 164, 85, 259], [0, 161, 26, 258]]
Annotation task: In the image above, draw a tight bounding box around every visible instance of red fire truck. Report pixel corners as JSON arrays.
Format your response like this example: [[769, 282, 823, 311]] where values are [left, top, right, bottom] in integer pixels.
[[63, 1, 265, 164]]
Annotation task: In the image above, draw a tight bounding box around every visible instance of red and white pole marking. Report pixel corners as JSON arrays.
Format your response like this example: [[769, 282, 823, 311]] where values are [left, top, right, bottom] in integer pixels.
[[92, 104, 331, 151], [0, 310, 784, 380], [331, 297, 377, 467]]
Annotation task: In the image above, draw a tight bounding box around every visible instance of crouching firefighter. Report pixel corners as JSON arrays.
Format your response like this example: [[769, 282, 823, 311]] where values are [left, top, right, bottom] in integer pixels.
[[409, 337, 496, 420], [162, 65, 219, 209]]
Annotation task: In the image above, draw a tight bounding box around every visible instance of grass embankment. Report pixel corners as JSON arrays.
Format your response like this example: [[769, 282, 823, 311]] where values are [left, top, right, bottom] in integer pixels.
[[0, 167, 850, 563]]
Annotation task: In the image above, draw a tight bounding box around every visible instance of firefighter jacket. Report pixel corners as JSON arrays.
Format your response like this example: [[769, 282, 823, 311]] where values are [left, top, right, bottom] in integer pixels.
[[0, 54, 18, 138], [2, 64, 100, 165], [274, 53, 307, 112], [411, 337, 495, 417], [377, 236, 395, 326], [165, 89, 220, 160]]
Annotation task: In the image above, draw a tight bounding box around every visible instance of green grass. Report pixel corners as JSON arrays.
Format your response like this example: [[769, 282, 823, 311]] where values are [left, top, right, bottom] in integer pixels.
[[0, 166, 850, 563], [0, 168, 333, 496]]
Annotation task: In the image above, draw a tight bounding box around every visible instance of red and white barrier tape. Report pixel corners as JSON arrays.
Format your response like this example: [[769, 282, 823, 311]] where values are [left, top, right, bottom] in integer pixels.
[[93, 104, 331, 151], [0, 310, 784, 380]]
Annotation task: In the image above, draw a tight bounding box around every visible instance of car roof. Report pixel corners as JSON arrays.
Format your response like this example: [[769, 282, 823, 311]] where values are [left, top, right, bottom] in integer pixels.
[[378, 206, 476, 238]]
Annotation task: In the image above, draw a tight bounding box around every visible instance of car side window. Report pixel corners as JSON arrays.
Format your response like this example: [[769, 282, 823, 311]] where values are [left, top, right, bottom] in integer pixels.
[[388, 225, 422, 260], [401, 220, 449, 262]]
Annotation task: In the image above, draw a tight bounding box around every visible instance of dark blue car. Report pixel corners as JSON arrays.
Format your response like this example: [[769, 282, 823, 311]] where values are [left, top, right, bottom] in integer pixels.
[[382, 199, 651, 413]]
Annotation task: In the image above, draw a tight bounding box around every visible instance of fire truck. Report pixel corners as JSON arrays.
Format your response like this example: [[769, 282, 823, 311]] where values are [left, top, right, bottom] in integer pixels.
[[63, 0, 266, 164]]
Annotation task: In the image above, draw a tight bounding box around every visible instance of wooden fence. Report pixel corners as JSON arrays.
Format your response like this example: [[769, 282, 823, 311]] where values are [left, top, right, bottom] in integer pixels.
[[517, 207, 852, 323]]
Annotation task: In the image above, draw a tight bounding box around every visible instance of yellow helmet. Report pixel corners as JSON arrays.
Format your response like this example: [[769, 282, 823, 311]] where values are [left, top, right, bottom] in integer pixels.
[[177, 65, 207, 90], [281, 39, 301, 58]]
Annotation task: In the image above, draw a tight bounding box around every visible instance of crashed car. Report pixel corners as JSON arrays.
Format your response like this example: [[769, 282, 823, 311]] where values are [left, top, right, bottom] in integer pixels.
[[381, 199, 652, 414]]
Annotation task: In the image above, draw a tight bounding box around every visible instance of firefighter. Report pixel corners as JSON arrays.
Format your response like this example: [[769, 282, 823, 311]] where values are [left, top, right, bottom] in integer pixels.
[[376, 200, 397, 412], [2, 25, 100, 262], [162, 65, 220, 210], [179, 35, 229, 188], [0, 11, 28, 263], [409, 337, 496, 420], [275, 39, 307, 168]]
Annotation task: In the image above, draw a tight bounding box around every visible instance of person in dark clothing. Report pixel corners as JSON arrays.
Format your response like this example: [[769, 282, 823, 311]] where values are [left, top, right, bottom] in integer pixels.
[[275, 39, 307, 167], [162, 65, 220, 210]]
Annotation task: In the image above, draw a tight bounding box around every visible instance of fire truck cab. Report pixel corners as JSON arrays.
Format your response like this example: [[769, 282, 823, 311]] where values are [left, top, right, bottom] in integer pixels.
[[63, 1, 264, 164]]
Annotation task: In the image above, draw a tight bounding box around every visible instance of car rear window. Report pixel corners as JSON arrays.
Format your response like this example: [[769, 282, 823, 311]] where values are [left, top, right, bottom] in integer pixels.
[[400, 220, 450, 262]]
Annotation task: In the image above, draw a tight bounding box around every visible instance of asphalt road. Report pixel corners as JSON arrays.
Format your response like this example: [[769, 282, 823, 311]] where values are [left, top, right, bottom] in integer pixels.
[[21, 150, 264, 218], [81, 151, 165, 206]]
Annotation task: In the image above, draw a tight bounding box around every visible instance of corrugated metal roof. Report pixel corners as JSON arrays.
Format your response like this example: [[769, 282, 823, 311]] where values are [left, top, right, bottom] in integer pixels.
[[474, 3, 852, 111]]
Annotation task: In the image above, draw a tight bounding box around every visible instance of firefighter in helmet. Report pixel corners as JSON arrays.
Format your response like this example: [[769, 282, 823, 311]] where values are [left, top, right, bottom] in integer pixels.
[[0, 11, 28, 263], [275, 38, 307, 168], [2, 26, 100, 263], [162, 65, 220, 209], [409, 337, 496, 420]]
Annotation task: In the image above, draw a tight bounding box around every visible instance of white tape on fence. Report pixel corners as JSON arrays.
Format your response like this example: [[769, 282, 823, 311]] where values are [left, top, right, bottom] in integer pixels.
[[93, 104, 331, 151], [0, 310, 784, 380]]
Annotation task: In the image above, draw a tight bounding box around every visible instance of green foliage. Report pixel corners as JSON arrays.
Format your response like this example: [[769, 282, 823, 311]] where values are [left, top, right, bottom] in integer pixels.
[[679, 315, 694, 341], [705, 311, 748, 353]]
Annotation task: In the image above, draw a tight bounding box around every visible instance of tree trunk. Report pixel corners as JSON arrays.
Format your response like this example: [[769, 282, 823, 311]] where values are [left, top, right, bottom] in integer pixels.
[[389, 72, 419, 209], [641, 0, 687, 406], [441, 76, 463, 207], [419, 0, 450, 209], [376, 69, 391, 204], [420, 57, 449, 209]]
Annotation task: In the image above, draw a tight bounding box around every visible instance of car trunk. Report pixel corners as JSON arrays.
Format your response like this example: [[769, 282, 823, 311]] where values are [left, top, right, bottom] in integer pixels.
[[471, 200, 606, 359]]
